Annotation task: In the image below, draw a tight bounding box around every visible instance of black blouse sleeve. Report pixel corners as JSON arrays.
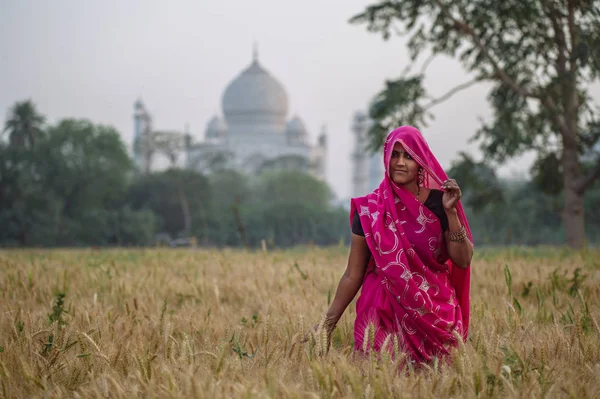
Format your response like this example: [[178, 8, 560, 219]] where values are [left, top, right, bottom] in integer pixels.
[[351, 212, 365, 236], [424, 189, 449, 232]]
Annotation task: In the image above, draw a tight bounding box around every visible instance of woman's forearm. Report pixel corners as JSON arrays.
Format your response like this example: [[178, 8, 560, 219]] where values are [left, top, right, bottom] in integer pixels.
[[446, 209, 473, 268], [325, 272, 364, 323]]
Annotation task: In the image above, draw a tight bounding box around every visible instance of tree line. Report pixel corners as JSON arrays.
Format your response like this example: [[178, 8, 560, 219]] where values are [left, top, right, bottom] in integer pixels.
[[351, 0, 600, 248], [0, 101, 349, 248], [446, 152, 600, 246], [2, 100, 599, 248]]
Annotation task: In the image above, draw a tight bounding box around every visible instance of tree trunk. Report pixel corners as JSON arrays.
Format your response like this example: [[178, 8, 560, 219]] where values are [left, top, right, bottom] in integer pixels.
[[559, 60, 587, 248], [177, 184, 192, 236], [562, 137, 586, 248], [114, 211, 122, 246], [231, 196, 249, 249]]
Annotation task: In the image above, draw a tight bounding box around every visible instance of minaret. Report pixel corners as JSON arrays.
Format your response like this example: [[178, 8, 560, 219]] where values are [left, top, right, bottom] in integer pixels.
[[133, 99, 152, 173], [133, 99, 145, 171], [310, 124, 328, 181], [351, 111, 370, 197], [351, 111, 383, 196]]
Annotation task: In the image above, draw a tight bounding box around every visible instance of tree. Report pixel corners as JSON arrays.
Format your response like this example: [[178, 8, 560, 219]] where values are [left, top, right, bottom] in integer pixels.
[[41, 120, 132, 242], [242, 202, 349, 247], [0, 116, 143, 246], [202, 170, 250, 246], [252, 170, 333, 208], [208, 169, 250, 209], [447, 152, 505, 213], [3, 100, 45, 149], [0, 142, 60, 245], [128, 169, 211, 239], [351, 0, 600, 247], [234, 170, 342, 247]]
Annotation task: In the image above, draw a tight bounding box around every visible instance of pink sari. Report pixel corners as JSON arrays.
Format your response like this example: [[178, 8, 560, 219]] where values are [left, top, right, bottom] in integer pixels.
[[350, 126, 473, 363]]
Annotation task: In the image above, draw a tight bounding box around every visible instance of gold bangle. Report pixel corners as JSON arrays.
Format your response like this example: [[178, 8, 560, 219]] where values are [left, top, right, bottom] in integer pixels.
[[449, 225, 467, 242]]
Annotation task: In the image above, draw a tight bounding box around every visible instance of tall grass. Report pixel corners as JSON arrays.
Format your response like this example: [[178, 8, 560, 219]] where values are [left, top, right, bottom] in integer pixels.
[[1, 246, 599, 398]]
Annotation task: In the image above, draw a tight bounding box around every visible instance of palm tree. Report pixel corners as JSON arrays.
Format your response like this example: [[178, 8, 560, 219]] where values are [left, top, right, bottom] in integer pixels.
[[3, 100, 45, 149]]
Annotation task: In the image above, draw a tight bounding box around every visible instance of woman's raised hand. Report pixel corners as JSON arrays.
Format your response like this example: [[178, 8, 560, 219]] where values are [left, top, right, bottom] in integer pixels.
[[441, 178, 462, 211]]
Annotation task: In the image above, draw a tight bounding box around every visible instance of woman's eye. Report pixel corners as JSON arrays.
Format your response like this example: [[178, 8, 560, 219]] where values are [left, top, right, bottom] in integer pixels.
[[405, 153, 412, 160]]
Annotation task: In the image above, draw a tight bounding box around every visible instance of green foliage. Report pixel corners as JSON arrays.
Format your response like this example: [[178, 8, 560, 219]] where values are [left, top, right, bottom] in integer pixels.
[[3, 99, 45, 149], [0, 100, 349, 248], [351, 0, 600, 246], [531, 152, 563, 196], [229, 332, 256, 359], [447, 152, 504, 212], [584, 181, 600, 242], [447, 152, 594, 246], [43, 119, 132, 212], [0, 103, 153, 246], [550, 268, 588, 297], [241, 202, 348, 248], [208, 169, 249, 209], [128, 168, 212, 238], [201, 169, 250, 246], [504, 264, 513, 297], [48, 292, 68, 326], [350, 0, 600, 155], [116, 206, 157, 246], [252, 170, 333, 207], [366, 76, 430, 151], [0, 144, 59, 245], [462, 178, 569, 246], [294, 262, 308, 280], [4, 98, 596, 248], [41, 335, 54, 355], [240, 313, 260, 328]]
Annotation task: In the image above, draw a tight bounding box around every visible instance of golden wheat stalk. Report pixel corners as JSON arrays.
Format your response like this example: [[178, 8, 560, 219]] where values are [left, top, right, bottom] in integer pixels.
[[78, 331, 109, 363]]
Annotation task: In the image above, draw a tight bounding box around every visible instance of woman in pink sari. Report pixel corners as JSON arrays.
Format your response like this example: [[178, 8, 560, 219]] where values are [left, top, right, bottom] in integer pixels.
[[322, 126, 473, 363]]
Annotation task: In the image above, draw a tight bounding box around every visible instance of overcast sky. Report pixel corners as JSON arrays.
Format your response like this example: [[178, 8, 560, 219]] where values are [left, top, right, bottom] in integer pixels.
[[2, 1, 599, 199]]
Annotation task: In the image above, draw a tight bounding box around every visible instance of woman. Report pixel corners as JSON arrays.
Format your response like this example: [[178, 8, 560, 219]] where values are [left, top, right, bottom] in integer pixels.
[[321, 125, 473, 363]]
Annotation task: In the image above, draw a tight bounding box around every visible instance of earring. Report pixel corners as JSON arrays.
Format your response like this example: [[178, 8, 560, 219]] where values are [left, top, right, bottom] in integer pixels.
[[418, 168, 425, 187], [417, 168, 424, 197]]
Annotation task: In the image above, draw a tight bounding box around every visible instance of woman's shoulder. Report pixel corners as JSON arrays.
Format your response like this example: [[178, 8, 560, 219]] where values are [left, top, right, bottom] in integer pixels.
[[351, 208, 365, 236]]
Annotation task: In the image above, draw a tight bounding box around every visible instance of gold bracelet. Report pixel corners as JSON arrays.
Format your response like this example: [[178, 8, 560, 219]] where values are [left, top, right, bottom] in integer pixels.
[[449, 225, 467, 242]]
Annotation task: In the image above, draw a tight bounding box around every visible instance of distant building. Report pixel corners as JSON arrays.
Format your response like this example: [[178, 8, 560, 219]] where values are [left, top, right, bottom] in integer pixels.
[[133, 47, 327, 181], [133, 100, 187, 173], [350, 111, 383, 197]]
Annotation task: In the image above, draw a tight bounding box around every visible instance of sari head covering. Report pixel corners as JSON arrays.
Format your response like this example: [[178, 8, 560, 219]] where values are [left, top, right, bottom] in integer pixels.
[[350, 126, 473, 363]]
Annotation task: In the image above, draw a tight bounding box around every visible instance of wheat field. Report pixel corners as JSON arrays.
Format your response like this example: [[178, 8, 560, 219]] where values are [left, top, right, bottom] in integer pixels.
[[1, 246, 600, 398]]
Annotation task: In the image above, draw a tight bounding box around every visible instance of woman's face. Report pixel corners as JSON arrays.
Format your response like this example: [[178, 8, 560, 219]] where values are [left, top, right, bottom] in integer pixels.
[[389, 142, 419, 186]]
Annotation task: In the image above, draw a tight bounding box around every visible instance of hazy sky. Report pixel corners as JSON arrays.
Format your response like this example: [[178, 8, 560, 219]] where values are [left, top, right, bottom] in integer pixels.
[[2, 1, 599, 199]]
